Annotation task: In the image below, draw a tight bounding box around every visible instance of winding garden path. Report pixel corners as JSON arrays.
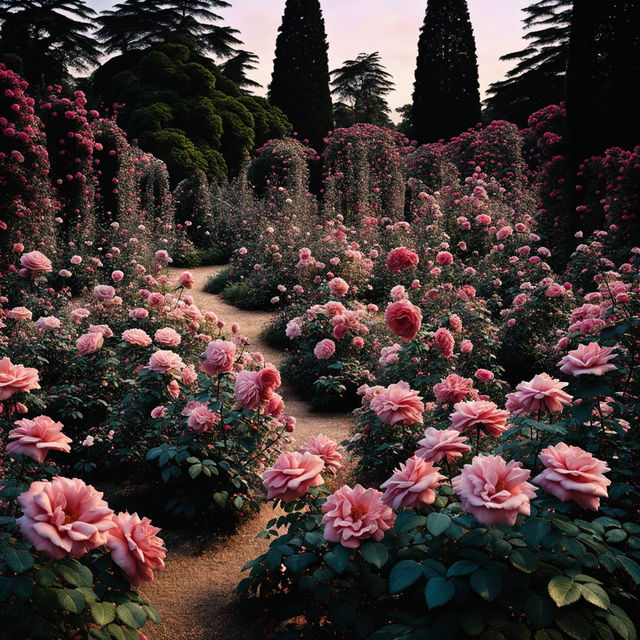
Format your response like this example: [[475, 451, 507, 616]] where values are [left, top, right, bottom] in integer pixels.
[[140, 266, 351, 640]]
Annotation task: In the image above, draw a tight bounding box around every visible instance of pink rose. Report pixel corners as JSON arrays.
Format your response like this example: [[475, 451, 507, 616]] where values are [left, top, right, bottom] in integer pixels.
[[533, 443, 610, 510], [452, 455, 536, 526], [89, 324, 113, 338], [386, 247, 419, 272], [314, 339, 336, 360], [433, 374, 476, 405], [434, 327, 455, 358], [150, 406, 167, 418], [328, 277, 349, 297], [505, 373, 573, 416], [286, 320, 302, 339], [265, 392, 285, 418], [0, 357, 40, 401], [322, 484, 395, 548], [380, 456, 445, 509], [36, 316, 61, 330], [202, 340, 236, 376], [385, 300, 422, 342], [166, 379, 180, 399], [299, 434, 343, 474], [450, 400, 509, 438], [262, 451, 325, 502], [93, 285, 116, 301], [181, 365, 197, 385], [178, 271, 194, 289], [474, 369, 494, 382], [187, 404, 219, 432], [436, 251, 453, 266], [460, 339, 473, 353], [76, 332, 104, 356], [370, 381, 424, 425], [145, 350, 185, 374], [17, 477, 115, 559], [129, 307, 149, 320], [20, 251, 52, 274], [107, 511, 166, 586], [234, 370, 262, 410], [415, 427, 471, 464], [557, 342, 618, 376], [6, 415, 72, 463], [154, 327, 182, 347], [111, 270, 124, 282], [122, 328, 152, 347], [7, 306, 32, 321]]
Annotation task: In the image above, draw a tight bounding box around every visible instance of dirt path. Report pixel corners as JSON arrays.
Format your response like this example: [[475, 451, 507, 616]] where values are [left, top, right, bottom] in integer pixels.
[[140, 265, 351, 640]]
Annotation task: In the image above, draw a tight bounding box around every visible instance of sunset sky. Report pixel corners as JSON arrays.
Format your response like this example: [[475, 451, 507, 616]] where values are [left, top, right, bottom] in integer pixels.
[[88, 0, 531, 116]]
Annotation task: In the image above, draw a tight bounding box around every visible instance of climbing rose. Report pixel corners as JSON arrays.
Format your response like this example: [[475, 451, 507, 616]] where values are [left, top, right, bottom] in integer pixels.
[[7, 416, 72, 463], [433, 374, 476, 405], [452, 455, 536, 526], [145, 350, 185, 374], [385, 299, 422, 342], [202, 340, 236, 376], [17, 477, 115, 559], [557, 342, 618, 376], [299, 434, 343, 474], [314, 339, 336, 360], [386, 247, 419, 272], [76, 332, 104, 356], [370, 381, 424, 425], [533, 443, 610, 510], [107, 512, 166, 586], [434, 328, 455, 358], [380, 456, 444, 509], [322, 484, 395, 548], [415, 427, 471, 464], [20, 251, 52, 274], [505, 373, 572, 416], [450, 400, 509, 437], [0, 357, 40, 401], [122, 329, 152, 347], [262, 451, 324, 502]]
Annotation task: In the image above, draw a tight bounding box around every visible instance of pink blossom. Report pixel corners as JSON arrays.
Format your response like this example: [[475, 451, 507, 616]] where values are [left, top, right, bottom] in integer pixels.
[[129, 307, 149, 320], [202, 340, 236, 376], [381, 456, 444, 509], [6, 416, 72, 463], [299, 434, 343, 474], [145, 350, 185, 374], [450, 400, 509, 438], [262, 451, 325, 502], [7, 306, 32, 321], [387, 247, 419, 272], [286, 320, 302, 339], [265, 392, 285, 418], [111, 270, 124, 282], [557, 342, 618, 376], [36, 316, 61, 330], [385, 300, 422, 342], [314, 339, 336, 360], [433, 374, 476, 405], [0, 358, 41, 401], [154, 327, 182, 347], [328, 277, 349, 297], [20, 251, 52, 274], [122, 329, 152, 347], [370, 381, 424, 425], [93, 285, 116, 301], [187, 404, 219, 432], [505, 373, 572, 416], [150, 406, 167, 418], [76, 332, 104, 356], [474, 369, 494, 382], [181, 365, 197, 385], [178, 271, 194, 289], [415, 427, 471, 464], [436, 251, 453, 266], [434, 328, 455, 358]]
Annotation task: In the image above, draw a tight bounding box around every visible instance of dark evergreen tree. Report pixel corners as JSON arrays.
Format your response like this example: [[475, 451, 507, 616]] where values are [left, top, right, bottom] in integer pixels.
[[269, 0, 333, 148], [412, 0, 480, 144], [0, 0, 100, 91], [395, 104, 414, 138], [220, 50, 261, 92], [485, 0, 572, 126]]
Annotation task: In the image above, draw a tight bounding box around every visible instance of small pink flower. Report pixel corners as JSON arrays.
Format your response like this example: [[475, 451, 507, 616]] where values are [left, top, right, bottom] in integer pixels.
[[505, 373, 572, 416], [145, 350, 185, 374], [263, 451, 325, 502], [178, 271, 194, 289], [76, 332, 104, 356], [6, 416, 72, 463], [187, 404, 219, 432], [557, 342, 618, 376], [107, 511, 166, 586], [265, 392, 285, 418], [433, 374, 476, 405], [474, 369, 494, 382], [415, 427, 471, 464], [122, 328, 152, 347], [450, 400, 509, 438], [181, 365, 197, 385], [436, 251, 453, 266], [434, 328, 455, 358], [111, 270, 124, 282], [322, 484, 395, 548], [370, 381, 424, 425], [166, 379, 180, 399], [0, 357, 40, 401], [314, 339, 336, 360], [452, 455, 536, 526], [154, 327, 182, 347], [381, 456, 445, 509], [93, 285, 116, 301], [299, 434, 343, 474], [385, 299, 422, 342], [286, 320, 302, 339], [36, 316, 61, 330], [150, 406, 167, 418], [202, 340, 236, 376], [533, 443, 610, 510], [20, 251, 52, 274], [328, 277, 349, 297]]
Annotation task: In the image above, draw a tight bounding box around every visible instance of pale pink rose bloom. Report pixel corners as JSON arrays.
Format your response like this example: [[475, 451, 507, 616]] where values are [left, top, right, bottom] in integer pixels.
[[111, 270, 124, 282], [145, 350, 185, 374], [129, 307, 149, 320], [36, 316, 61, 330], [370, 381, 424, 426], [69, 308, 90, 322], [17, 477, 115, 559], [299, 434, 343, 474], [89, 324, 113, 338], [202, 339, 236, 376], [181, 365, 197, 385], [70, 255, 82, 265], [150, 406, 167, 418], [381, 456, 445, 509], [235, 370, 263, 410], [314, 338, 336, 360], [166, 379, 180, 399], [93, 285, 116, 301], [7, 306, 32, 321], [533, 443, 610, 510], [557, 342, 618, 376], [433, 374, 476, 405], [415, 427, 471, 464], [322, 484, 396, 548], [76, 332, 104, 356], [385, 299, 422, 342], [178, 271, 194, 289], [20, 251, 52, 273], [154, 327, 182, 347], [450, 400, 509, 438], [0, 357, 40, 401], [434, 328, 455, 358], [265, 392, 285, 419], [285, 320, 302, 339], [505, 373, 573, 416], [452, 455, 537, 526], [357, 384, 385, 406], [262, 451, 325, 502], [122, 328, 152, 347], [107, 511, 166, 586], [328, 277, 349, 297], [187, 404, 219, 432], [6, 416, 72, 463]]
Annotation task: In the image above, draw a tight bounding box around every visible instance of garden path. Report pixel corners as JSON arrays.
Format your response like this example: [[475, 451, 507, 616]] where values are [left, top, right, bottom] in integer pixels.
[[140, 265, 351, 640]]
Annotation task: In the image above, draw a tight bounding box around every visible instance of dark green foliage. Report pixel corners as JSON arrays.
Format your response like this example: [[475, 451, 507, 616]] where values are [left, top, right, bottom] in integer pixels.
[[412, 0, 480, 144], [220, 50, 261, 92], [269, 0, 333, 150]]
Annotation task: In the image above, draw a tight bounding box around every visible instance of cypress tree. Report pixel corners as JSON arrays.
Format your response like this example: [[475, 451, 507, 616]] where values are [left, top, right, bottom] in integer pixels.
[[412, 0, 480, 144], [269, 0, 333, 149]]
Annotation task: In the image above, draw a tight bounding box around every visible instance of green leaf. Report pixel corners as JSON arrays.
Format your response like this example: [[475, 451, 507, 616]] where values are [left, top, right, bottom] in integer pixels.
[[213, 491, 228, 508], [56, 587, 86, 614], [447, 559, 479, 577], [360, 542, 389, 569], [555, 610, 592, 640], [283, 552, 316, 573], [470, 569, 502, 601], [579, 583, 610, 610], [535, 631, 563, 640], [53, 559, 93, 587], [525, 595, 555, 629], [606, 610, 636, 640], [427, 512, 451, 537], [424, 577, 455, 609], [91, 602, 116, 626], [116, 602, 147, 629], [107, 623, 126, 640], [616, 555, 640, 585], [510, 549, 539, 573], [4, 548, 34, 574], [188, 464, 202, 479], [459, 609, 485, 635], [389, 560, 423, 594], [548, 575, 581, 607], [324, 546, 349, 574], [233, 496, 244, 510]]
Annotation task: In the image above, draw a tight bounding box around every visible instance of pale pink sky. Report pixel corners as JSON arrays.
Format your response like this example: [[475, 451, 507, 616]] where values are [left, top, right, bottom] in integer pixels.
[[90, 0, 530, 117]]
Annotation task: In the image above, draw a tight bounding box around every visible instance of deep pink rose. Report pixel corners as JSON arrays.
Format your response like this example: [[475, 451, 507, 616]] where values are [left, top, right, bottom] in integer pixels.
[[533, 443, 610, 510], [505, 373, 572, 416], [17, 477, 115, 559], [265, 392, 285, 418], [450, 400, 509, 437], [322, 484, 395, 548], [122, 328, 152, 347], [381, 456, 445, 509], [452, 455, 537, 526], [202, 339, 236, 376], [263, 451, 325, 502], [299, 434, 343, 474], [107, 511, 166, 586], [20, 251, 52, 273], [436, 251, 453, 266], [386, 247, 419, 272], [557, 342, 618, 376], [145, 350, 185, 374], [433, 374, 476, 405], [434, 328, 455, 358], [234, 370, 266, 409], [0, 357, 40, 401], [385, 300, 422, 342], [76, 332, 104, 356], [7, 415, 72, 463], [370, 381, 424, 425], [415, 427, 471, 464], [314, 338, 336, 360]]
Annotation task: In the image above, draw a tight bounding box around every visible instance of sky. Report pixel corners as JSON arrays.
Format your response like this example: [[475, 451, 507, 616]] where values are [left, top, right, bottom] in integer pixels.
[[88, 0, 530, 118]]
